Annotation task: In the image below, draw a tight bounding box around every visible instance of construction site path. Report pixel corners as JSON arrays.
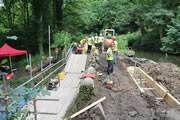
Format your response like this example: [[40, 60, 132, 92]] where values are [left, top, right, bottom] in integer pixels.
[[26, 54, 87, 120], [76, 54, 180, 120]]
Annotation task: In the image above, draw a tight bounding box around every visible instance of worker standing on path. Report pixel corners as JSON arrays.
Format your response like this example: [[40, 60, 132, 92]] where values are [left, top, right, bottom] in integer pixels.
[[98, 33, 104, 54], [112, 36, 118, 64], [94, 33, 98, 49], [87, 35, 93, 54], [106, 43, 114, 75]]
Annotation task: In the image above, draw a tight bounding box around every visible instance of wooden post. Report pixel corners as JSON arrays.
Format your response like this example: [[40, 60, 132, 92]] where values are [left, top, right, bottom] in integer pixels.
[[134, 62, 136, 78], [33, 84, 37, 120], [70, 97, 106, 119], [140, 73, 142, 87], [9, 56, 12, 73]]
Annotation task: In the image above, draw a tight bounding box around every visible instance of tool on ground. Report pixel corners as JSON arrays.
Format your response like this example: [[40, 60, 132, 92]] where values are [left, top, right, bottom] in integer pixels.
[[82, 74, 95, 78], [48, 79, 59, 90], [70, 96, 106, 119]]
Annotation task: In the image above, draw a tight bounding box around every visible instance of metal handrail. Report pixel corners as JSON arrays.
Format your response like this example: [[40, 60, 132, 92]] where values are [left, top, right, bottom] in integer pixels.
[[16, 46, 72, 89]]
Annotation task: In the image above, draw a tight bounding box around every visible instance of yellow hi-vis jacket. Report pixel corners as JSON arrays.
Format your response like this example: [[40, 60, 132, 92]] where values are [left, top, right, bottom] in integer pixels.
[[113, 41, 118, 52], [94, 36, 98, 44], [80, 40, 83, 45], [88, 38, 92, 46], [98, 36, 103, 43], [106, 48, 113, 60]]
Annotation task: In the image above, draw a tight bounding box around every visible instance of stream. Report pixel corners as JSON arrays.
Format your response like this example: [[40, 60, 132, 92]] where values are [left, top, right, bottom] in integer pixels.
[[135, 50, 180, 67]]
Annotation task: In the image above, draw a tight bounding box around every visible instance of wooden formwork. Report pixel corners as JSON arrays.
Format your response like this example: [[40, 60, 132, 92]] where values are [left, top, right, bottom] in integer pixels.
[[127, 66, 180, 106]]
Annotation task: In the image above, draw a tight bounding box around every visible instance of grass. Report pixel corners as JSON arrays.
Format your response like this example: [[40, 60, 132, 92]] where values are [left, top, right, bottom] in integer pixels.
[[117, 32, 140, 54], [17, 52, 50, 69], [0, 76, 29, 88]]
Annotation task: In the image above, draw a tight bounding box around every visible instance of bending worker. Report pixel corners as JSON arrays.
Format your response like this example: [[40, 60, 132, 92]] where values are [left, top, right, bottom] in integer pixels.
[[112, 36, 118, 64], [106, 42, 114, 75]]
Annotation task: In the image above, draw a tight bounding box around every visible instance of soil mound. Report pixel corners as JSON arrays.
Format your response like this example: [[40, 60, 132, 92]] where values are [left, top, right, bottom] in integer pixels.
[[141, 62, 180, 101]]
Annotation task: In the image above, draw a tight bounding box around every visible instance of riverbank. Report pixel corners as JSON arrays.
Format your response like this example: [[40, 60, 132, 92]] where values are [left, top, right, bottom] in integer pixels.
[[135, 50, 180, 67]]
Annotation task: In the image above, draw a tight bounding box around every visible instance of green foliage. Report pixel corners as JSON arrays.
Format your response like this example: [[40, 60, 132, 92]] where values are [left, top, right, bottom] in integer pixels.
[[0, 86, 50, 120], [145, 4, 174, 27], [0, 76, 29, 88], [51, 31, 72, 49], [128, 30, 161, 50], [117, 34, 131, 54], [64, 86, 94, 118], [161, 19, 180, 54], [79, 86, 94, 101]]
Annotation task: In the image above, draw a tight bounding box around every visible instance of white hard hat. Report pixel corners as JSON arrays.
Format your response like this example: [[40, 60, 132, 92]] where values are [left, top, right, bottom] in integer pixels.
[[100, 33, 102, 36]]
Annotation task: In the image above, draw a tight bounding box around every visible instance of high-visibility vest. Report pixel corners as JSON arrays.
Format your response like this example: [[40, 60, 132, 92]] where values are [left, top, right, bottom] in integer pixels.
[[98, 36, 103, 43], [94, 36, 98, 44], [88, 38, 92, 46], [106, 48, 113, 60], [113, 41, 118, 51], [80, 40, 83, 45]]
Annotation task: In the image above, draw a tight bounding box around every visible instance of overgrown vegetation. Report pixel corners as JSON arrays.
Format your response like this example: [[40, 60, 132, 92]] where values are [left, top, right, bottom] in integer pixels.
[[64, 86, 94, 119], [0, 0, 180, 54]]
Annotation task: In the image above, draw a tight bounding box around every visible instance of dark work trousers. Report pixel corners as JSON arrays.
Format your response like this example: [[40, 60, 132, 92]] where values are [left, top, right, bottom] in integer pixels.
[[87, 45, 92, 54], [99, 43, 102, 54], [107, 60, 114, 75]]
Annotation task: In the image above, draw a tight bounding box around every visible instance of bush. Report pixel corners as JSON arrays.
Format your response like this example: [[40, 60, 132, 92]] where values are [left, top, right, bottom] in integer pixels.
[[51, 31, 72, 49], [161, 19, 180, 54], [128, 30, 161, 51], [117, 32, 139, 54]]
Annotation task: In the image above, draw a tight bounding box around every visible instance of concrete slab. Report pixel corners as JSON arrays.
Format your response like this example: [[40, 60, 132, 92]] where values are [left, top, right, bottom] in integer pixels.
[[65, 54, 87, 74], [25, 53, 87, 120]]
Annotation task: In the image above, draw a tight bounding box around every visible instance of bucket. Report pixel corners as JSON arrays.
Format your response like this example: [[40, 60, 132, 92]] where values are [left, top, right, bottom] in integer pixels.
[[58, 72, 64, 80], [82, 48, 86, 54], [92, 47, 96, 52]]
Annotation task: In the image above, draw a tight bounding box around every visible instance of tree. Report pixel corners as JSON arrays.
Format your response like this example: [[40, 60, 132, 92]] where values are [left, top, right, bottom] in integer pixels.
[[145, 4, 174, 39], [32, 0, 50, 56]]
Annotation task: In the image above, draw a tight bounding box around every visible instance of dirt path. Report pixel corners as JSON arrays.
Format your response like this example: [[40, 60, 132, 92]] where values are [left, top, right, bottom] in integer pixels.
[[73, 53, 180, 120]]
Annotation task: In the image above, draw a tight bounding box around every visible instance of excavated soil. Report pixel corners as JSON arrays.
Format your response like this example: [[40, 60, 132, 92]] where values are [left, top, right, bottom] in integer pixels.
[[73, 54, 180, 120], [140, 62, 180, 101]]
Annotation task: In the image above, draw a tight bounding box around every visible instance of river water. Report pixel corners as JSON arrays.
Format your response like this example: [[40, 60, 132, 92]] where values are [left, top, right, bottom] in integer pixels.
[[135, 50, 180, 67]]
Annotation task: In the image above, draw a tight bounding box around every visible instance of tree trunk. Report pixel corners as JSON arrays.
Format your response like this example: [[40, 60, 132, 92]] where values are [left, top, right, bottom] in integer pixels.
[[23, 1, 27, 29], [159, 25, 163, 39], [54, 0, 63, 28], [140, 24, 146, 36], [26, 0, 30, 28]]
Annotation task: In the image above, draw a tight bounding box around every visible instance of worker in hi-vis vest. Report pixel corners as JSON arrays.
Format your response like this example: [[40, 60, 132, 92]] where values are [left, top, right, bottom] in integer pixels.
[[87, 35, 93, 54], [112, 36, 118, 64], [106, 42, 114, 75], [94, 33, 98, 48], [98, 33, 104, 54]]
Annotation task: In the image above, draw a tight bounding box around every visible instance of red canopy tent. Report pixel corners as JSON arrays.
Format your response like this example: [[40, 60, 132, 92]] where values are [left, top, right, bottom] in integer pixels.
[[0, 44, 27, 57], [0, 44, 27, 72]]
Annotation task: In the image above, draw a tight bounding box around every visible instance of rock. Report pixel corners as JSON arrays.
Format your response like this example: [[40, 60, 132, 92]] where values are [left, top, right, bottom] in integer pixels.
[[87, 66, 96, 75], [81, 77, 94, 87], [129, 111, 138, 117], [112, 87, 119, 92]]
